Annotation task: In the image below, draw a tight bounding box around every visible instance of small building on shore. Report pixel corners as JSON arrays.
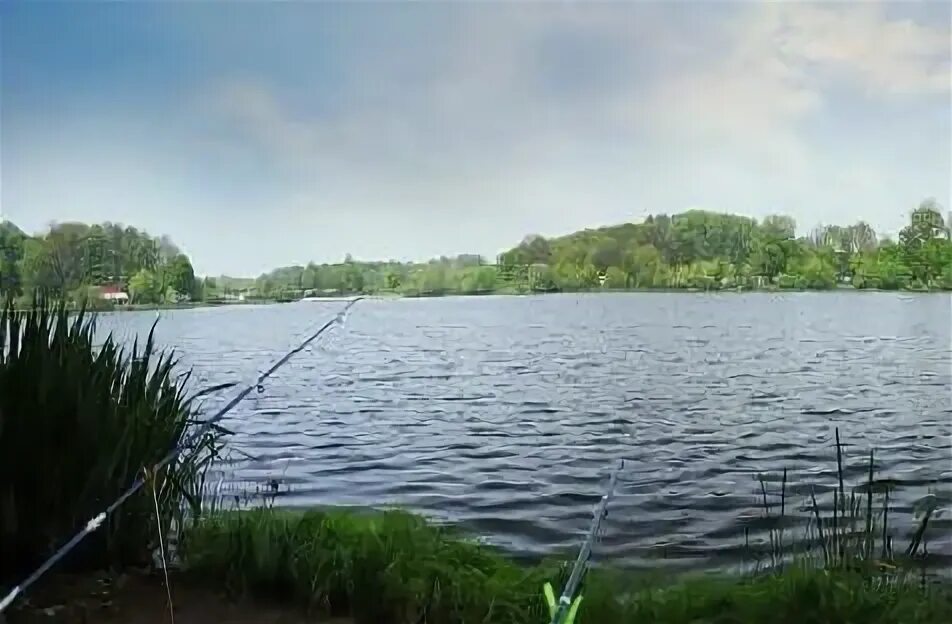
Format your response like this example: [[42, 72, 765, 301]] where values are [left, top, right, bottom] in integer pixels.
[[97, 285, 130, 304]]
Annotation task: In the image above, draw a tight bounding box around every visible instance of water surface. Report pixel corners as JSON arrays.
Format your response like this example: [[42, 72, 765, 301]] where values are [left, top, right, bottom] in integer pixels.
[[98, 292, 952, 570]]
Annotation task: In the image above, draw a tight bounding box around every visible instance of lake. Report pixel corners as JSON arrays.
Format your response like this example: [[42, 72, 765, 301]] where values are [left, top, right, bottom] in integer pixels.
[[98, 292, 952, 571]]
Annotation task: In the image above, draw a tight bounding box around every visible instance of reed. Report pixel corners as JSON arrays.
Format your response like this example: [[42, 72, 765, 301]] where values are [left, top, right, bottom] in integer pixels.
[[753, 428, 938, 576], [0, 300, 222, 580]]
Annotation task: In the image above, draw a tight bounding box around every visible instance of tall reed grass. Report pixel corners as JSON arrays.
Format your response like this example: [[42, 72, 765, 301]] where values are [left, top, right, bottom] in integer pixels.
[[752, 429, 940, 578], [0, 301, 221, 580]]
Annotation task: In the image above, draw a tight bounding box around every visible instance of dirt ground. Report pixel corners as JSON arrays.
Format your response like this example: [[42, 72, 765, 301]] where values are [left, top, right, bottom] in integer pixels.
[[4, 570, 352, 624]]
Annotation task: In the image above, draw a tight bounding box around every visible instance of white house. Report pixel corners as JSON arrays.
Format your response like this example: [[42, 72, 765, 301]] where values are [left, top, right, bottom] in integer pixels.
[[99, 285, 130, 304]]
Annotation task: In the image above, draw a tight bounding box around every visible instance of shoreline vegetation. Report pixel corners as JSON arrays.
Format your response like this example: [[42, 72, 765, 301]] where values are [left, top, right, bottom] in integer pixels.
[[6, 286, 949, 316], [2, 303, 951, 622], [2, 200, 951, 311]]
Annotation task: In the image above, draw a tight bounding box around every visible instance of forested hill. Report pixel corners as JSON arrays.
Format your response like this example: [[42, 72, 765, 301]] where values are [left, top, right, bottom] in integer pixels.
[[497, 202, 952, 291]]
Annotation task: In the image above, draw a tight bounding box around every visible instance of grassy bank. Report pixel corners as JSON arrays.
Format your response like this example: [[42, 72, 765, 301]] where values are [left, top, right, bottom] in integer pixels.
[[180, 507, 952, 624], [183, 434, 951, 623]]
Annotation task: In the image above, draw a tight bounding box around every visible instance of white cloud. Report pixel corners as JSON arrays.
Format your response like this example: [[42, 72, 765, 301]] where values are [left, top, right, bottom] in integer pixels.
[[628, 1, 947, 156], [6, 1, 949, 274], [768, 2, 951, 95], [202, 2, 949, 174]]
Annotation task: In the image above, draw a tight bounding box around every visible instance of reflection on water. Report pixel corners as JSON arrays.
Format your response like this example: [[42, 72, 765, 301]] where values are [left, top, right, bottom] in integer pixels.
[[97, 292, 952, 570]]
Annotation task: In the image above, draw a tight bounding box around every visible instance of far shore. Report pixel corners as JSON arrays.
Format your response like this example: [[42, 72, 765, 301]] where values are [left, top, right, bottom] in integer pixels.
[[13, 285, 948, 314]]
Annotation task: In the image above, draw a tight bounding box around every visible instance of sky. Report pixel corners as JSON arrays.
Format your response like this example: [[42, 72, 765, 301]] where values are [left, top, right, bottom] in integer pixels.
[[1, 1, 950, 276]]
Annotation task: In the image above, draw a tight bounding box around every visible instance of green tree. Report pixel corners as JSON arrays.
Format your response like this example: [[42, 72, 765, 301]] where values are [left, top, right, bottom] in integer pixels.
[[342, 261, 365, 293], [385, 271, 402, 290], [0, 222, 26, 295], [899, 200, 949, 285], [761, 215, 797, 241], [751, 240, 788, 282], [460, 266, 498, 294], [603, 266, 627, 289], [588, 239, 623, 270], [80, 225, 110, 285], [19, 238, 57, 295], [625, 244, 661, 288], [163, 254, 197, 299], [45, 223, 89, 292], [129, 269, 160, 304], [798, 254, 836, 289]]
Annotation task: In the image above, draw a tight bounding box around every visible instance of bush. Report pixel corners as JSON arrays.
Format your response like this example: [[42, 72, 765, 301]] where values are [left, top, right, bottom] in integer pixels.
[[777, 274, 809, 289], [183, 508, 560, 623], [0, 301, 220, 580]]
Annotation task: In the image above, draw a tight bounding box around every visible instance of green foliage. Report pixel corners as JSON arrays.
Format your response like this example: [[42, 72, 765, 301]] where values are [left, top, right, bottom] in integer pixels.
[[129, 268, 161, 304], [182, 507, 952, 624], [246, 256, 505, 299], [18, 237, 57, 294], [593, 568, 952, 624], [0, 221, 196, 305], [6, 198, 948, 303], [603, 266, 628, 289], [0, 222, 27, 295], [184, 509, 557, 623], [163, 253, 197, 299], [800, 255, 836, 289], [490, 200, 950, 293], [0, 302, 221, 579], [459, 265, 498, 294], [853, 243, 914, 290]]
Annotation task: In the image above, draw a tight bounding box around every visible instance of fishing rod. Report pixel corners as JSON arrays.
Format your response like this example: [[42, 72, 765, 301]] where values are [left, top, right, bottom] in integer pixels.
[[0, 297, 363, 614], [543, 459, 624, 624]]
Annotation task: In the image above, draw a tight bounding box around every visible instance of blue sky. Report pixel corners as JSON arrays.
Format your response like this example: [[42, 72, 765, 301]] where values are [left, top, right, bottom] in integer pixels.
[[2, 1, 950, 276]]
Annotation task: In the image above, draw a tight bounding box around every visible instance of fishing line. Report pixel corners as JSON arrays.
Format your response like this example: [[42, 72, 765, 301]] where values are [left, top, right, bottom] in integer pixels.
[[0, 297, 363, 614]]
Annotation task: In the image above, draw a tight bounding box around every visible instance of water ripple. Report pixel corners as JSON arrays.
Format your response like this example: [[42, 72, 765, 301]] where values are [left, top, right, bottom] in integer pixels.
[[97, 292, 952, 570]]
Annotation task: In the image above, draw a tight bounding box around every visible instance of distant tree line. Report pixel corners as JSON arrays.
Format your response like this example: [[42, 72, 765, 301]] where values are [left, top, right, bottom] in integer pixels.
[[497, 200, 951, 292], [248, 199, 952, 297], [243, 253, 499, 300], [2, 199, 949, 306], [0, 221, 198, 306]]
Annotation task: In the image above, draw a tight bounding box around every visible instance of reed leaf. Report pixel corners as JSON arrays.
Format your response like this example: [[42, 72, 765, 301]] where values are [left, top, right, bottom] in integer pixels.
[[0, 298, 221, 580]]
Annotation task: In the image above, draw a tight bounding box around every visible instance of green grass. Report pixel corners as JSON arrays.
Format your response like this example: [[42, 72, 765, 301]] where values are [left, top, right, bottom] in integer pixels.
[[181, 507, 952, 624], [0, 301, 222, 580], [182, 508, 555, 623]]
